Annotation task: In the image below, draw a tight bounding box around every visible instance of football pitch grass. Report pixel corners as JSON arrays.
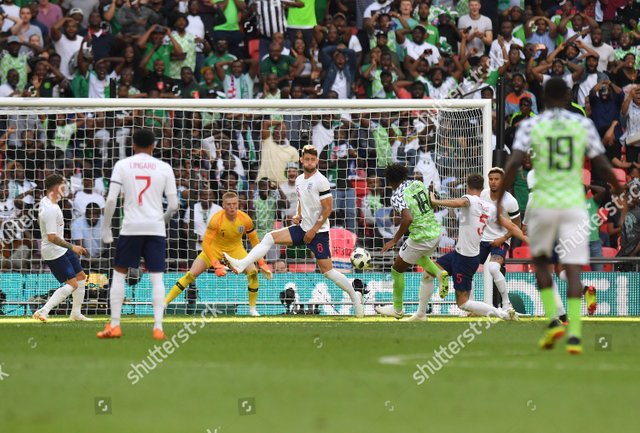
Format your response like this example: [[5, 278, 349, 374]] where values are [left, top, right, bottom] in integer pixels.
[[0, 316, 638, 433]]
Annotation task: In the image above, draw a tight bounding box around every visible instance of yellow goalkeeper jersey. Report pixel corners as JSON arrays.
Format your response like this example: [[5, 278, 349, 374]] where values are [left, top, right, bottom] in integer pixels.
[[202, 210, 260, 262]]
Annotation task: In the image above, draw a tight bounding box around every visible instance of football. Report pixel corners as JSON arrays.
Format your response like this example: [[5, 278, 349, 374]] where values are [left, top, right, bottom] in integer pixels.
[[350, 247, 372, 270]]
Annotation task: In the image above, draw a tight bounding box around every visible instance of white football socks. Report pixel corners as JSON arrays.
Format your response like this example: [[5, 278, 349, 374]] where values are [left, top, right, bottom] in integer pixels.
[[552, 279, 566, 317], [236, 232, 274, 271], [150, 273, 165, 331], [460, 300, 509, 320], [324, 269, 360, 306], [488, 261, 511, 307], [110, 270, 126, 328], [71, 279, 86, 316], [40, 284, 74, 315], [417, 274, 435, 315]]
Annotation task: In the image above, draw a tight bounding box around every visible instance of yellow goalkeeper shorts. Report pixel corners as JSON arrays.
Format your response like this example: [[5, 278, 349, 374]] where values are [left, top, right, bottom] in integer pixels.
[[197, 245, 248, 269]]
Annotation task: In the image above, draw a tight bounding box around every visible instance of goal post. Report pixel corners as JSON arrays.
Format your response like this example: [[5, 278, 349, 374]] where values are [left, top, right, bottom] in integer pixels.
[[0, 97, 494, 316]]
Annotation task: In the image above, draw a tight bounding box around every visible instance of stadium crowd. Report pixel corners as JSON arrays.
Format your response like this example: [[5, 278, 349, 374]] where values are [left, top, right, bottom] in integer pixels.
[[1, 0, 640, 273]]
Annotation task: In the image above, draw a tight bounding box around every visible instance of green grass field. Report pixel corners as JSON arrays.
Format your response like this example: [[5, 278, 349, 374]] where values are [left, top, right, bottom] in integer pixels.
[[0, 316, 638, 433]]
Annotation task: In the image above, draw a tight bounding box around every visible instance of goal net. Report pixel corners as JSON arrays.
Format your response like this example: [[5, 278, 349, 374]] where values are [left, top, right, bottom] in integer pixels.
[[0, 98, 494, 317]]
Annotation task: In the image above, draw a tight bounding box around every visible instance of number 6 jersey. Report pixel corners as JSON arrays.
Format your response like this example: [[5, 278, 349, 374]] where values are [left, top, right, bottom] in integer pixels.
[[391, 180, 442, 243], [512, 108, 605, 211], [109, 153, 177, 236]]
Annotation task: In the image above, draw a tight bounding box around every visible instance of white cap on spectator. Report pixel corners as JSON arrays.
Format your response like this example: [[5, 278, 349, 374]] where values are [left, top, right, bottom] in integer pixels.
[[69, 8, 84, 17]]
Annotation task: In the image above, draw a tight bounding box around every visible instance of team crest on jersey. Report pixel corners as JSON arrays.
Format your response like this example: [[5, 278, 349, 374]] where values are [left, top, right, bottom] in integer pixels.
[[238, 226, 244, 234]]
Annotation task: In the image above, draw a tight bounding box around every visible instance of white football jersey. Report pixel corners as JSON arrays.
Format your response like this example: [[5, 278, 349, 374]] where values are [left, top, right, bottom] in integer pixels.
[[456, 194, 498, 257], [480, 189, 520, 243], [110, 153, 177, 236], [38, 196, 67, 261], [296, 170, 332, 233]]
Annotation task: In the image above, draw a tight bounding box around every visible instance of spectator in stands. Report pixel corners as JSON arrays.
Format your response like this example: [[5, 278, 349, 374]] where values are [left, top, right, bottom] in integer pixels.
[[586, 27, 614, 73], [618, 185, 640, 262], [622, 85, 640, 166], [319, 47, 356, 98], [0, 68, 21, 97], [273, 258, 287, 273], [71, 201, 106, 266], [398, 24, 441, 69], [1, 0, 20, 32], [72, 172, 105, 220], [0, 180, 31, 270], [256, 119, 298, 183], [204, 37, 237, 82], [1, 36, 41, 92], [36, 0, 64, 34], [11, 6, 44, 55], [184, 188, 221, 252], [260, 41, 299, 85], [504, 73, 537, 116], [488, 20, 523, 70], [254, 177, 288, 261], [458, 0, 493, 65], [279, 162, 299, 225], [138, 24, 185, 77], [414, 134, 441, 193], [6, 160, 36, 205], [216, 58, 258, 99], [577, 53, 608, 107], [85, 11, 115, 62], [176, 66, 200, 98], [116, 0, 155, 36], [169, 14, 197, 81], [212, 0, 246, 59], [525, 15, 557, 54], [51, 16, 82, 79], [362, 175, 383, 227]]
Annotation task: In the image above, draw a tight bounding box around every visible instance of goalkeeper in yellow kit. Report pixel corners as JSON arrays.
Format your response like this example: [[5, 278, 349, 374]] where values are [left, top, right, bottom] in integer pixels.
[[164, 191, 272, 316]]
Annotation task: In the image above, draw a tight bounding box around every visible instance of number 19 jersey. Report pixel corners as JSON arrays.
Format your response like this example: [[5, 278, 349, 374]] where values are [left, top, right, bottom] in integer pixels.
[[110, 153, 177, 237], [391, 180, 442, 243], [512, 108, 605, 210]]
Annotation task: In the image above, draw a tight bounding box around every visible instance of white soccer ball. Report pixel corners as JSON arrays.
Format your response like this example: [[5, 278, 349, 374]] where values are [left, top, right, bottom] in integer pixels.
[[350, 247, 372, 270]]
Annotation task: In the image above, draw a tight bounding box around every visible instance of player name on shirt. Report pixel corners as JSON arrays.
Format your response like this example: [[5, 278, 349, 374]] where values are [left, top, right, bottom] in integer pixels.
[[456, 194, 498, 257], [129, 162, 157, 170]]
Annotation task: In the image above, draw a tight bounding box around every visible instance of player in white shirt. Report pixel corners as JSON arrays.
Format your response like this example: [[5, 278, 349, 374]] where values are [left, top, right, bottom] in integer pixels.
[[98, 129, 179, 340], [224, 145, 364, 317], [33, 174, 90, 322], [430, 174, 527, 320], [478, 167, 521, 315]]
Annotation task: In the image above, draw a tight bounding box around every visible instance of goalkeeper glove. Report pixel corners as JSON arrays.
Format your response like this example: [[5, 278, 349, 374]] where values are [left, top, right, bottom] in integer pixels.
[[212, 260, 227, 277], [258, 260, 273, 280]]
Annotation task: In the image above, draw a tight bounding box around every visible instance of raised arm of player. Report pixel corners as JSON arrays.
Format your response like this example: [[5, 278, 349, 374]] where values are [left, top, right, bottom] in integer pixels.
[[430, 193, 471, 209], [304, 196, 332, 244]]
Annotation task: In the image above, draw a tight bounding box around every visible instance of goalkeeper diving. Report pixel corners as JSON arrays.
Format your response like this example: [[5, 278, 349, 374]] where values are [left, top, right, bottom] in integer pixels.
[[165, 191, 272, 316]]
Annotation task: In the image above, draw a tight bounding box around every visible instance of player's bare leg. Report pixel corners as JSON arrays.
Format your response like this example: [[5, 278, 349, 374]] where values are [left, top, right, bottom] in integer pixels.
[[534, 257, 565, 350], [317, 258, 363, 318], [224, 227, 293, 273], [34, 277, 80, 323], [97, 265, 127, 339], [69, 271, 91, 321]]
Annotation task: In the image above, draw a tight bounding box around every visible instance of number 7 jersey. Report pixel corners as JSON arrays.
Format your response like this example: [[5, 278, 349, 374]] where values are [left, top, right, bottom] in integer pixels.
[[109, 153, 177, 237], [391, 180, 442, 243], [512, 108, 605, 211]]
